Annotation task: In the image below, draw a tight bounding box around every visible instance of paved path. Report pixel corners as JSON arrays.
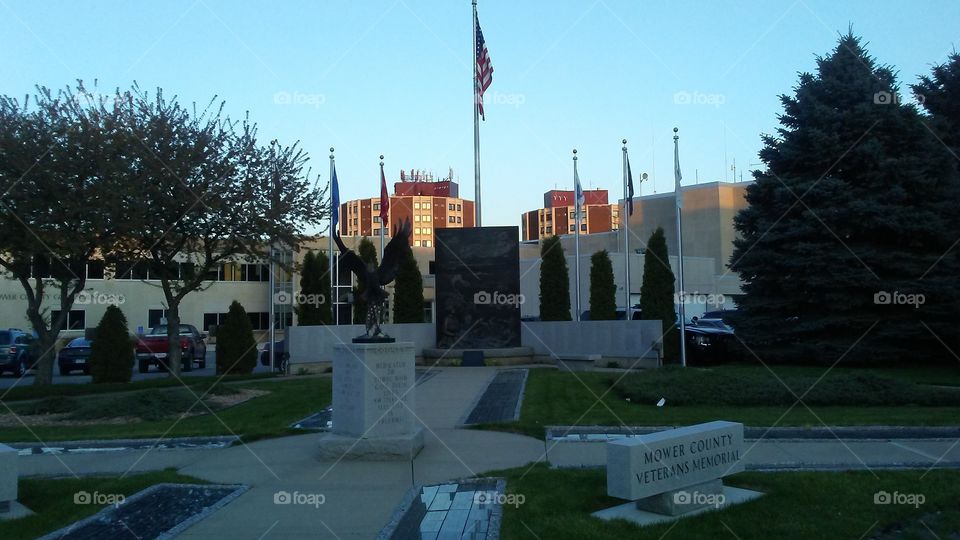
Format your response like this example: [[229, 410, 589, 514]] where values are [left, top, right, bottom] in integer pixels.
[[17, 366, 960, 539]]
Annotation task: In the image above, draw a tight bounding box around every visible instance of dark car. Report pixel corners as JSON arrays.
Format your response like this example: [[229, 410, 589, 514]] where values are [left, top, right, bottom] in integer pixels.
[[259, 340, 288, 373], [701, 310, 737, 324], [0, 329, 39, 377], [683, 318, 740, 364], [58, 337, 92, 375]]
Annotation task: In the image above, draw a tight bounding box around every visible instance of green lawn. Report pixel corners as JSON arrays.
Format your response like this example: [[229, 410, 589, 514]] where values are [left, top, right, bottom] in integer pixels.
[[495, 465, 960, 539], [0, 377, 332, 443], [477, 367, 960, 439], [0, 372, 272, 402], [0, 469, 207, 540]]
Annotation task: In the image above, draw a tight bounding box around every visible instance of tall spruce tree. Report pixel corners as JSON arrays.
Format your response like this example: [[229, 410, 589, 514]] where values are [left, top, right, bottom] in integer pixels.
[[295, 251, 331, 325], [589, 250, 617, 320], [730, 32, 960, 363], [216, 300, 258, 375], [539, 236, 571, 321], [392, 247, 425, 323], [640, 228, 678, 362], [352, 237, 378, 324]]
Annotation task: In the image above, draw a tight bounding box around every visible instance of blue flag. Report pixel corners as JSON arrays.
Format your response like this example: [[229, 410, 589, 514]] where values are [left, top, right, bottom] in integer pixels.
[[331, 165, 340, 233]]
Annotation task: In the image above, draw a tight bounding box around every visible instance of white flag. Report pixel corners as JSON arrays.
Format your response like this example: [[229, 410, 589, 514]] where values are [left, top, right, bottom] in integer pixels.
[[575, 165, 585, 212], [674, 138, 683, 209]]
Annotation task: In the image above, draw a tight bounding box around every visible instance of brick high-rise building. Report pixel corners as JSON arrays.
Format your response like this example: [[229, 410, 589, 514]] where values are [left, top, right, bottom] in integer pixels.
[[339, 169, 475, 247], [521, 189, 620, 241]]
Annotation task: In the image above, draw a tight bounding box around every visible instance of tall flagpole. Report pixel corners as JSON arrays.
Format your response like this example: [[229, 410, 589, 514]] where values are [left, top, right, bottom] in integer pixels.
[[329, 148, 337, 326], [379, 155, 386, 259], [622, 139, 630, 320], [673, 128, 687, 367], [472, 0, 482, 227], [573, 149, 581, 322]]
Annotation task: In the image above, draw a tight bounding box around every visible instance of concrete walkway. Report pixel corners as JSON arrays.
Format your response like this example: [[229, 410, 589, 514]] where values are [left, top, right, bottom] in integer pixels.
[[16, 366, 960, 539]]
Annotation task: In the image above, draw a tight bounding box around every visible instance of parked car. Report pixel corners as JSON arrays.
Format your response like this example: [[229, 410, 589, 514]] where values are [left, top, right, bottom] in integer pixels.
[[57, 337, 92, 375], [684, 318, 740, 364], [701, 309, 738, 325], [135, 324, 207, 373], [0, 329, 39, 377], [259, 340, 288, 373]]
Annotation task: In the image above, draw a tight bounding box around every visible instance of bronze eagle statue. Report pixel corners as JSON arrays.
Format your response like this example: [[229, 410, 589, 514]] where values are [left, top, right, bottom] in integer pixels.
[[334, 218, 413, 341]]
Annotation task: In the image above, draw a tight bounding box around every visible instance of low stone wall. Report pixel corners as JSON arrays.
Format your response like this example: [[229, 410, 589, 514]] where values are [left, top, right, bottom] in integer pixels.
[[521, 320, 662, 361], [288, 323, 434, 364]]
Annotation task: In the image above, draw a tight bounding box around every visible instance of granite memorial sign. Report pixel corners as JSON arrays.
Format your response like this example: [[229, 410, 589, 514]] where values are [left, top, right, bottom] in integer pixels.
[[606, 421, 745, 516], [435, 226, 521, 349]]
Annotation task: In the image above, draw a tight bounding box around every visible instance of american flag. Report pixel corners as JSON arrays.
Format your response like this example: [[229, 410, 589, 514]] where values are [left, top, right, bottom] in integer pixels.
[[379, 165, 390, 223], [475, 17, 493, 120]]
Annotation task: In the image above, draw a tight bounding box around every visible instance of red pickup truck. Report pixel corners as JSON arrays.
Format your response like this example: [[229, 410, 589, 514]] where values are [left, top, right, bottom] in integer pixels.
[[135, 324, 207, 373]]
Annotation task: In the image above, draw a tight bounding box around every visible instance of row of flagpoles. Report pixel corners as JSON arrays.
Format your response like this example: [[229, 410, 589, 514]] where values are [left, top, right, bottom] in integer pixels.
[[326, 148, 391, 326], [571, 131, 688, 367], [314, 2, 688, 366]]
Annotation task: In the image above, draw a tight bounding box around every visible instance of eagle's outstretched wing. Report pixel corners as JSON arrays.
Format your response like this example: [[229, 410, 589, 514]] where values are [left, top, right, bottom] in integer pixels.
[[334, 232, 366, 283], [378, 218, 412, 285]]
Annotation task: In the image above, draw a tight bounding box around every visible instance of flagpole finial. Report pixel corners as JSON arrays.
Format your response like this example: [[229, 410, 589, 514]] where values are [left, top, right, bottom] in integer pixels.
[[572, 148, 577, 161], [379, 154, 384, 167], [622, 139, 627, 145], [673, 127, 679, 141], [329, 147, 335, 159]]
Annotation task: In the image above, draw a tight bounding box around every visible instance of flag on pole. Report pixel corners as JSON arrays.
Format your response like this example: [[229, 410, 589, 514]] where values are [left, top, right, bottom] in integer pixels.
[[574, 163, 585, 212], [331, 164, 340, 233], [674, 139, 683, 209], [475, 17, 494, 120], [626, 157, 635, 216], [379, 165, 390, 224]]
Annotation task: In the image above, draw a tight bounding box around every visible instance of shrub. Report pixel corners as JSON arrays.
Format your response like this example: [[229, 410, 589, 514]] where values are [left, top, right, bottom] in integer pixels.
[[88, 305, 134, 383], [216, 300, 258, 375]]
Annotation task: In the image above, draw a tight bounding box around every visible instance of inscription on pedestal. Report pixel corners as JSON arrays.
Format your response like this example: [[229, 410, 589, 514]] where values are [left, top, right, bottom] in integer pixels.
[[332, 342, 417, 438]]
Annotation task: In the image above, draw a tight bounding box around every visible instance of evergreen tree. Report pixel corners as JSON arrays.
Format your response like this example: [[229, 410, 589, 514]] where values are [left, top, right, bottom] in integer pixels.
[[913, 52, 960, 151], [216, 300, 258, 375], [88, 305, 133, 383], [295, 251, 331, 325], [640, 228, 678, 362], [392, 246, 425, 323], [352, 237, 379, 324], [539, 235, 571, 321], [730, 32, 960, 363], [589, 250, 617, 320]]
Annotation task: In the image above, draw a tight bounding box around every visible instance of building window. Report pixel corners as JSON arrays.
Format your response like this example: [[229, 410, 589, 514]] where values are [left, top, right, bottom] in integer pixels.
[[414, 240, 421, 247], [570, 225, 575, 232], [415, 227, 422, 235], [423, 240, 432, 247], [581, 224, 587, 231], [51, 310, 85, 330], [148, 309, 169, 329], [423, 203, 431, 209], [448, 203, 455, 210], [414, 215, 421, 222], [373, 203, 380, 211], [457, 204, 462, 211], [424, 227, 432, 234], [374, 216, 381, 223], [203, 312, 228, 334], [414, 202, 421, 209], [448, 216, 455, 223], [87, 260, 105, 280]]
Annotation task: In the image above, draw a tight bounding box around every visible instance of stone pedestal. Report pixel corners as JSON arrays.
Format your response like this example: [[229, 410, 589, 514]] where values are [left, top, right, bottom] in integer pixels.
[[0, 443, 23, 518], [317, 342, 424, 461]]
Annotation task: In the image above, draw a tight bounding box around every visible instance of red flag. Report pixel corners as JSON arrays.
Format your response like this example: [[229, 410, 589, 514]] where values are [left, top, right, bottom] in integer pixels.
[[379, 165, 390, 223]]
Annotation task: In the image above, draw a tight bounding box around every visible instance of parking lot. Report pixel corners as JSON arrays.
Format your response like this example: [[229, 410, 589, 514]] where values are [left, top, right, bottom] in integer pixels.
[[0, 351, 278, 390]]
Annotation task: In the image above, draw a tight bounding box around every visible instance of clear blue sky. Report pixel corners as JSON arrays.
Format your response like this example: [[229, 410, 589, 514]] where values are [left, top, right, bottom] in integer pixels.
[[2, 0, 957, 231]]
